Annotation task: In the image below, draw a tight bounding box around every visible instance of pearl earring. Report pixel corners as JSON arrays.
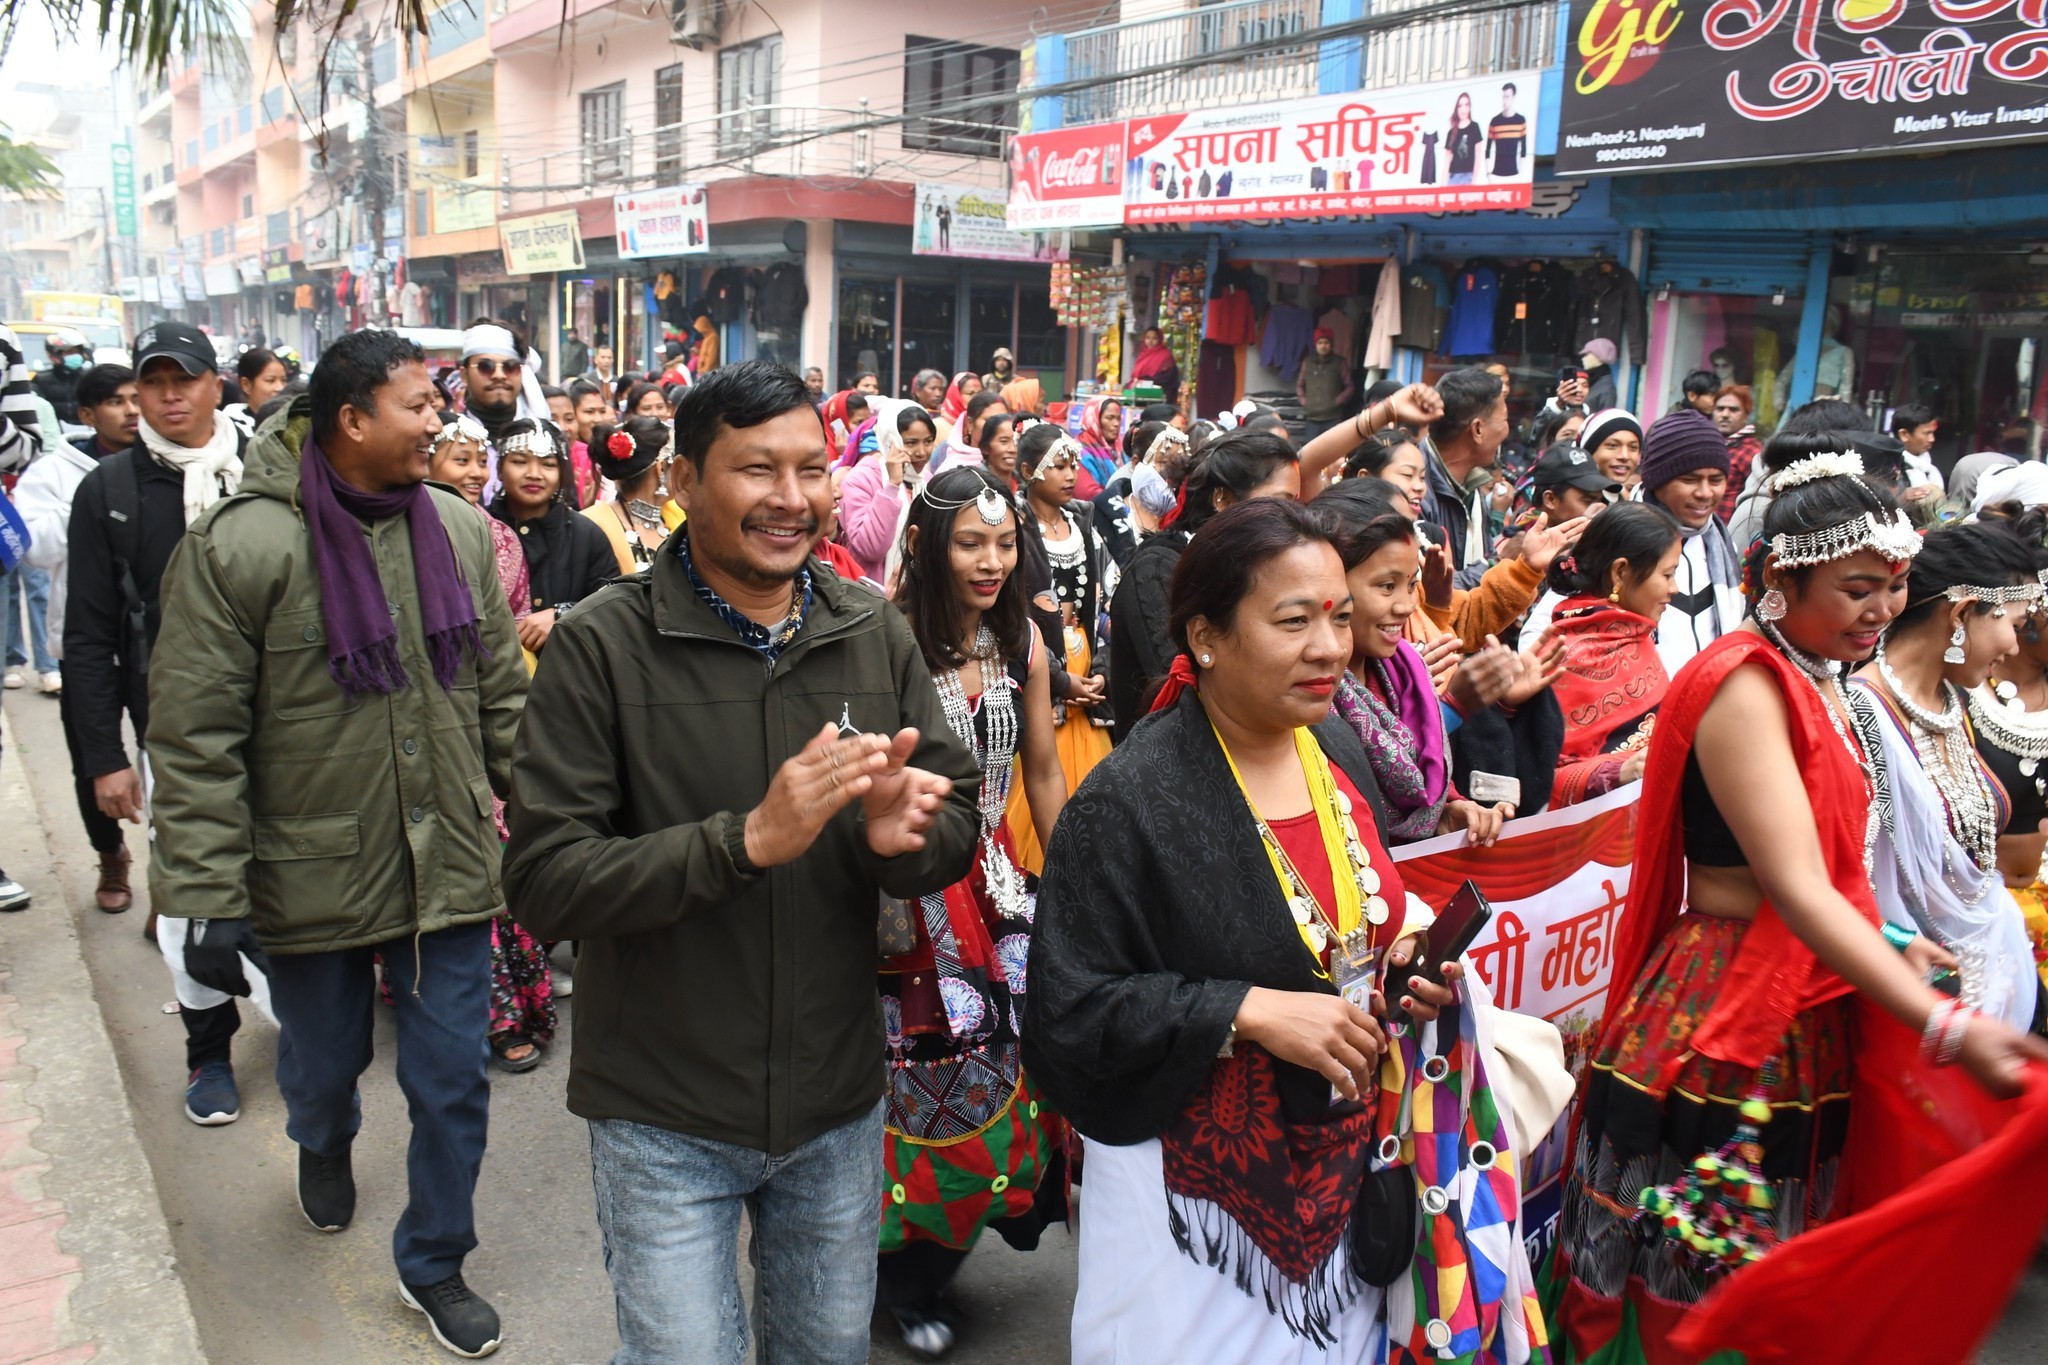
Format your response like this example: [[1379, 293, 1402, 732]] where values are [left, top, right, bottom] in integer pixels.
[[1944, 621, 1967, 666]]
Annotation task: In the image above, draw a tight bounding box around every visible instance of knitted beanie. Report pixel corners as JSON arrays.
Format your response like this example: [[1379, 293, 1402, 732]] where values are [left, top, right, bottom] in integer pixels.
[[1639, 409, 1731, 492], [1578, 408, 1642, 463]]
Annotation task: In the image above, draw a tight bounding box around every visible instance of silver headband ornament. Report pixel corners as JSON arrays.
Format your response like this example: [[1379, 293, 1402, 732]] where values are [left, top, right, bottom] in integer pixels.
[[1764, 449, 1864, 493], [434, 414, 489, 449], [1144, 426, 1190, 464], [920, 483, 1011, 527], [1030, 434, 1087, 484], [498, 429, 555, 460], [1946, 581, 2045, 607], [1770, 510, 1921, 568]]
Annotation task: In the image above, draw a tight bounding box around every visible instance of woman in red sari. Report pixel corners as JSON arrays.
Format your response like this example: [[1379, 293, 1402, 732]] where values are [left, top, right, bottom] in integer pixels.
[[1544, 504, 1681, 806], [1546, 435, 2048, 1363]]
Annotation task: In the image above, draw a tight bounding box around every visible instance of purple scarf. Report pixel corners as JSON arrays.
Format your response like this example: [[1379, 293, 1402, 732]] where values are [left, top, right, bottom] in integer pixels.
[[300, 438, 484, 696], [1332, 639, 1450, 842]]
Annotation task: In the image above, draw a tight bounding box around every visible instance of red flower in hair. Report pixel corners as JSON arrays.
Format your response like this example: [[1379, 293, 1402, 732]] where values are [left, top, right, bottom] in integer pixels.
[[607, 430, 636, 462]]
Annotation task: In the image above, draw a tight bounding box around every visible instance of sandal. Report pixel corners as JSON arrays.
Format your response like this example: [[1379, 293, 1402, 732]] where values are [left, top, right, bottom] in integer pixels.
[[490, 1033, 542, 1074]]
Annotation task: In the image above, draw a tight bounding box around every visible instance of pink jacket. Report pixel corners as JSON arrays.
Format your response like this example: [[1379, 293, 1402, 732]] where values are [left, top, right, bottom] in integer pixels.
[[836, 454, 911, 583]]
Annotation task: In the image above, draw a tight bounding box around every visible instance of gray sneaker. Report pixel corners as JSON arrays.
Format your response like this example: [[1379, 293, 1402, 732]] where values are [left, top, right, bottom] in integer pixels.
[[0, 873, 29, 913]]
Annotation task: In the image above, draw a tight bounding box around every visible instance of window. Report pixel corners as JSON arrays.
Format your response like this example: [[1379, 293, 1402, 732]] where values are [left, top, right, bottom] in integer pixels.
[[1197, 0, 1309, 57], [242, 193, 254, 217], [236, 104, 251, 135], [581, 81, 626, 184], [426, 1, 483, 56], [902, 36, 1017, 156], [654, 62, 685, 182], [203, 125, 219, 153], [266, 209, 290, 247], [371, 38, 397, 86], [718, 37, 781, 154], [184, 138, 197, 166], [259, 87, 285, 123], [210, 226, 227, 256], [461, 129, 480, 178]]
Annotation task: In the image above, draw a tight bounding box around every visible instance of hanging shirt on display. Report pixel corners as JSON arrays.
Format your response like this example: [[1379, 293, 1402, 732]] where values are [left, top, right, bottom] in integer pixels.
[[1442, 264, 1499, 358], [398, 280, 429, 328], [1363, 260, 1402, 371], [1205, 289, 1258, 347], [1569, 262, 1646, 358], [1395, 262, 1448, 352], [1258, 304, 1316, 383], [1494, 260, 1569, 356], [753, 262, 809, 330]]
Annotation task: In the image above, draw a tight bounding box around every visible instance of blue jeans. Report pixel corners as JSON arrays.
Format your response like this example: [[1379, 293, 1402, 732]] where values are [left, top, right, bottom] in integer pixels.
[[1, 563, 54, 673], [268, 919, 492, 1285], [589, 1100, 886, 1365]]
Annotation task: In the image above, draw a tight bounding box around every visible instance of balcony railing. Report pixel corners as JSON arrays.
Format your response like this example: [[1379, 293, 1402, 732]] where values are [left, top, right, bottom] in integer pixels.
[[1063, 0, 1321, 126], [1362, 0, 1558, 89], [1044, 0, 1559, 125]]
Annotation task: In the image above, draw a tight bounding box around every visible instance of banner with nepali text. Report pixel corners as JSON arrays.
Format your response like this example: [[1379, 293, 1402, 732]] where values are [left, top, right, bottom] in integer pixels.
[[1392, 782, 1638, 1265]]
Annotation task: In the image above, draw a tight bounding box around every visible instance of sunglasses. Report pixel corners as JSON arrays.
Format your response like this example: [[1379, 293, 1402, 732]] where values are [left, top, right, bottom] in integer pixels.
[[470, 358, 522, 377]]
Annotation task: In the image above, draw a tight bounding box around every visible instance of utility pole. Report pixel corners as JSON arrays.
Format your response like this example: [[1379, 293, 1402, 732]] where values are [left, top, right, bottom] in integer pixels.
[[95, 186, 115, 294], [356, 30, 390, 324]]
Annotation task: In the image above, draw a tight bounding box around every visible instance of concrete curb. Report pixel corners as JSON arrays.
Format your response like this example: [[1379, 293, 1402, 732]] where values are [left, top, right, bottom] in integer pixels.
[[0, 700, 206, 1365]]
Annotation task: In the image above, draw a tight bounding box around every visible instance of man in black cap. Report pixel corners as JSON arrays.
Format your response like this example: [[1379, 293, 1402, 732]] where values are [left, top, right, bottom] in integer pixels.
[[66, 320, 253, 1127], [1527, 441, 1619, 528]]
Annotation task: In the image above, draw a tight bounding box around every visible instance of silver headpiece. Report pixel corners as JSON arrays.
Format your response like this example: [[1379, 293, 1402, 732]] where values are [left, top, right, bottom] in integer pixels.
[[1945, 581, 2045, 607], [1143, 426, 1190, 464], [919, 482, 1012, 527], [434, 414, 489, 448], [499, 428, 555, 460], [1030, 434, 1087, 484], [1768, 510, 1921, 568], [1764, 450, 1865, 493]]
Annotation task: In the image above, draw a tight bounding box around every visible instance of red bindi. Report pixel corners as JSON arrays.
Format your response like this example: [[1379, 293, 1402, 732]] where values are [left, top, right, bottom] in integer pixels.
[[1322, 599, 1334, 611]]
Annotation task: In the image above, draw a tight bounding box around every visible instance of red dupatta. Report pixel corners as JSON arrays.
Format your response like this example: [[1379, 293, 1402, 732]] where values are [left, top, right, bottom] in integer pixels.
[[1550, 596, 1667, 762], [1595, 631, 1876, 1087]]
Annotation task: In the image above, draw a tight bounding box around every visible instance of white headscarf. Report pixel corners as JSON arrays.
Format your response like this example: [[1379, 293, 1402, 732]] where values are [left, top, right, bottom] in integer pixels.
[[139, 410, 243, 526], [1971, 461, 2048, 515]]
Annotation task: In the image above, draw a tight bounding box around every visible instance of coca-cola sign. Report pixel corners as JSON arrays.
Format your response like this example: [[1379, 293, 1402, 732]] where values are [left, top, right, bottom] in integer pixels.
[[1008, 122, 1128, 230]]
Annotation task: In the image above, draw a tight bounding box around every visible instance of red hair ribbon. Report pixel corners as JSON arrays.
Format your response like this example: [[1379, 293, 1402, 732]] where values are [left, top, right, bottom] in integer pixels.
[[1148, 653, 1201, 714], [1160, 480, 1192, 528], [606, 430, 636, 462]]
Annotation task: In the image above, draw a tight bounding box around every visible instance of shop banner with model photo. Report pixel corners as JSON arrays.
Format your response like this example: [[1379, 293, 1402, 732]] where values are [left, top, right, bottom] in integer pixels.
[[1122, 70, 1541, 223], [1007, 122, 1129, 230], [1392, 782, 1637, 1263], [1557, 0, 2048, 174], [614, 186, 709, 258], [914, 183, 1061, 262]]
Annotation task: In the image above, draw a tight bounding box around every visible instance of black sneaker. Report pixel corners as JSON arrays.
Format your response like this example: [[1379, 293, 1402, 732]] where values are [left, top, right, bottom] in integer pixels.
[[400, 1273, 502, 1358], [297, 1145, 355, 1233]]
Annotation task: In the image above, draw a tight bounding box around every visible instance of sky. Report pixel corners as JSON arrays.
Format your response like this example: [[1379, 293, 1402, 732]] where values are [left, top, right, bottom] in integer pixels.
[[3, 4, 137, 105]]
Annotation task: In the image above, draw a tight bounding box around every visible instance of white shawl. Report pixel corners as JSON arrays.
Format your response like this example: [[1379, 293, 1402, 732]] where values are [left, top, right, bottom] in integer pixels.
[[139, 410, 244, 527]]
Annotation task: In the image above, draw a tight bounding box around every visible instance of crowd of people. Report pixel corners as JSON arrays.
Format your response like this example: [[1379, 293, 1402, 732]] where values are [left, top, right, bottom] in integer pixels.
[[1, 313, 2046, 1363]]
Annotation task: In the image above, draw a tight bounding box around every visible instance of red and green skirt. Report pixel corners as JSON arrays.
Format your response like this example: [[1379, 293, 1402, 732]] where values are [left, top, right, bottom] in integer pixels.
[[1541, 914, 1852, 1365], [880, 1063, 1066, 1254]]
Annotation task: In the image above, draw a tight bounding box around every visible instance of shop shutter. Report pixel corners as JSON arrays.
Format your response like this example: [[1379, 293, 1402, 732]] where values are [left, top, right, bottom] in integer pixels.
[[1646, 231, 1818, 298]]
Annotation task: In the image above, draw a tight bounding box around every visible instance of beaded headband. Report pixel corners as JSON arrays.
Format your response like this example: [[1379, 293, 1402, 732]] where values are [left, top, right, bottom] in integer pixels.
[[1769, 510, 1921, 568], [433, 414, 488, 448], [499, 429, 556, 460], [1144, 426, 1190, 464], [1030, 434, 1087, 483], [919, 482, 1012, 527], [1764, 450, 1864, 493], [1944, 581, 2045, 606]]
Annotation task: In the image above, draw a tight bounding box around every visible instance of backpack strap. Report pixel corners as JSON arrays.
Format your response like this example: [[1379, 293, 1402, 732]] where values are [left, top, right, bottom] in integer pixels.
[[99, 449, 151, 678]]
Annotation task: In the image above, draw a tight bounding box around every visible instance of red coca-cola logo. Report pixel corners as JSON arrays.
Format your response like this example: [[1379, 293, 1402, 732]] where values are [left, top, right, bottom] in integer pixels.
[[1040, 146, 1101, 188]]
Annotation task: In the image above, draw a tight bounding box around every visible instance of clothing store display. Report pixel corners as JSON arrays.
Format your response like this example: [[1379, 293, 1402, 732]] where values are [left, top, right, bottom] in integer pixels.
[[1205, 289, 1258, 347], [1445, 122, 1482, 179], [752, 262, 809, 330], [1569, 261, 1646, 358], [1420, 131, 1440, 183], [1256, 304, 1315, 383], [1396, 262, 1449, 352], [1488, 111, 1527, 177], [1493, 261, 1569, 356], [1364, 261, 1402, 370], [1443, 263, 1500, 357], [701, 268, 748, 324]]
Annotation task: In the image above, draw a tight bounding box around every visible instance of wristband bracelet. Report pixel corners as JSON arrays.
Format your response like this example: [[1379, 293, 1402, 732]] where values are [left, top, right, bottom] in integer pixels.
[[1921, 997, 1971, 1067], [1881, 922, 1917, 952]]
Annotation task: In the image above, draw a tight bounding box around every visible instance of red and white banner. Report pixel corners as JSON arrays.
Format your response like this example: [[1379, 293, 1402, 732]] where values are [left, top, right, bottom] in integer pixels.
[[1393, 783, 1637, 1259], [1122, 71, 1541, 224], [1006, 122, 1129, 231]]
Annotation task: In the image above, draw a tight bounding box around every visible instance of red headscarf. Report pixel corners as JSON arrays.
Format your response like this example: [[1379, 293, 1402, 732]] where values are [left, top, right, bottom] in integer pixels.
[[1131, 335, 1177, 383], [940, 371, 979, 423], [820, 390, 855, 459]]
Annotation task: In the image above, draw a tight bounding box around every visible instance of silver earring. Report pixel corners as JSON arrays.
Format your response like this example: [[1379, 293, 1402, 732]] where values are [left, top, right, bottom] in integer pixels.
[[1757, 588, 1787, 623], [1199, 654, 1212, 666], [1944, 621, 1967, 665]]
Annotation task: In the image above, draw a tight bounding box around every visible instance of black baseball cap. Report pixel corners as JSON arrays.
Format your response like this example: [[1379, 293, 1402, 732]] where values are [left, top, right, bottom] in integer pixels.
[[1531, 443, 1620, 497], [132, 321, 218, 377]]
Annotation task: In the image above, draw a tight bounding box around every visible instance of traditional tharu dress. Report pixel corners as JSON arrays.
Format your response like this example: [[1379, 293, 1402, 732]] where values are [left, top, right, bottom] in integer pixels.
[[878, 628, 1066, 1301], [1027, 688, 1549, 1365], [1545, 596, 1668, 807], [1969, 680, 2048, 1008], [1545, 631, 2048, 1364]]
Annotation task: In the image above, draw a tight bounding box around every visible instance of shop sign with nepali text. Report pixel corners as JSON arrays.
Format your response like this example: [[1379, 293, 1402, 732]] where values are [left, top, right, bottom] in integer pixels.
[[1557, 0, 2048, 174], [1122, 71, 1541, 223], [498, 209, 586, 275], [916, 183, 1060, 261], [614, 186, 708, 258]]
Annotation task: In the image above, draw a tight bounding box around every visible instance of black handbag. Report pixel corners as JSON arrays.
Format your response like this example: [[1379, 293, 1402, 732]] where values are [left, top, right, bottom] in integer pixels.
[[1347, 1162, 1417, 1287]]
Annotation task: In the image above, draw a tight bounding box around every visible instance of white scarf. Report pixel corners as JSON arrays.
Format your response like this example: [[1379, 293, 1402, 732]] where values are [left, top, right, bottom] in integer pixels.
[[140, 410, 244, 527]]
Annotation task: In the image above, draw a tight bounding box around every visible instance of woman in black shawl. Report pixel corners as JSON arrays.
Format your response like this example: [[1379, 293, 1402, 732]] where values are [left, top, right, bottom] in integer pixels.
[[1027, 499, 1549, 1361], [487, 418, 618, 654]]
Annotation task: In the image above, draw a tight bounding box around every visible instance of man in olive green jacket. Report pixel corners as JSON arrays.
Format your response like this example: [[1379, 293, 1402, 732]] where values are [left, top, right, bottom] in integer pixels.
[[505, 361, 979, 1363], [147, 331, 525, 1359]]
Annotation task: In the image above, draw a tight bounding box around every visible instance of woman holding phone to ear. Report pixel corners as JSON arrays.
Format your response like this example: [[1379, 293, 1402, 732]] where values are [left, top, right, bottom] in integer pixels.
[[837, 401, 938, 584]]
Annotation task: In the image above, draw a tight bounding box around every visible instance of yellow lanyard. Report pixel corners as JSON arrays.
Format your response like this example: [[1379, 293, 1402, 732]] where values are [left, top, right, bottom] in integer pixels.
[[1212, 722, 1367, 975]]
